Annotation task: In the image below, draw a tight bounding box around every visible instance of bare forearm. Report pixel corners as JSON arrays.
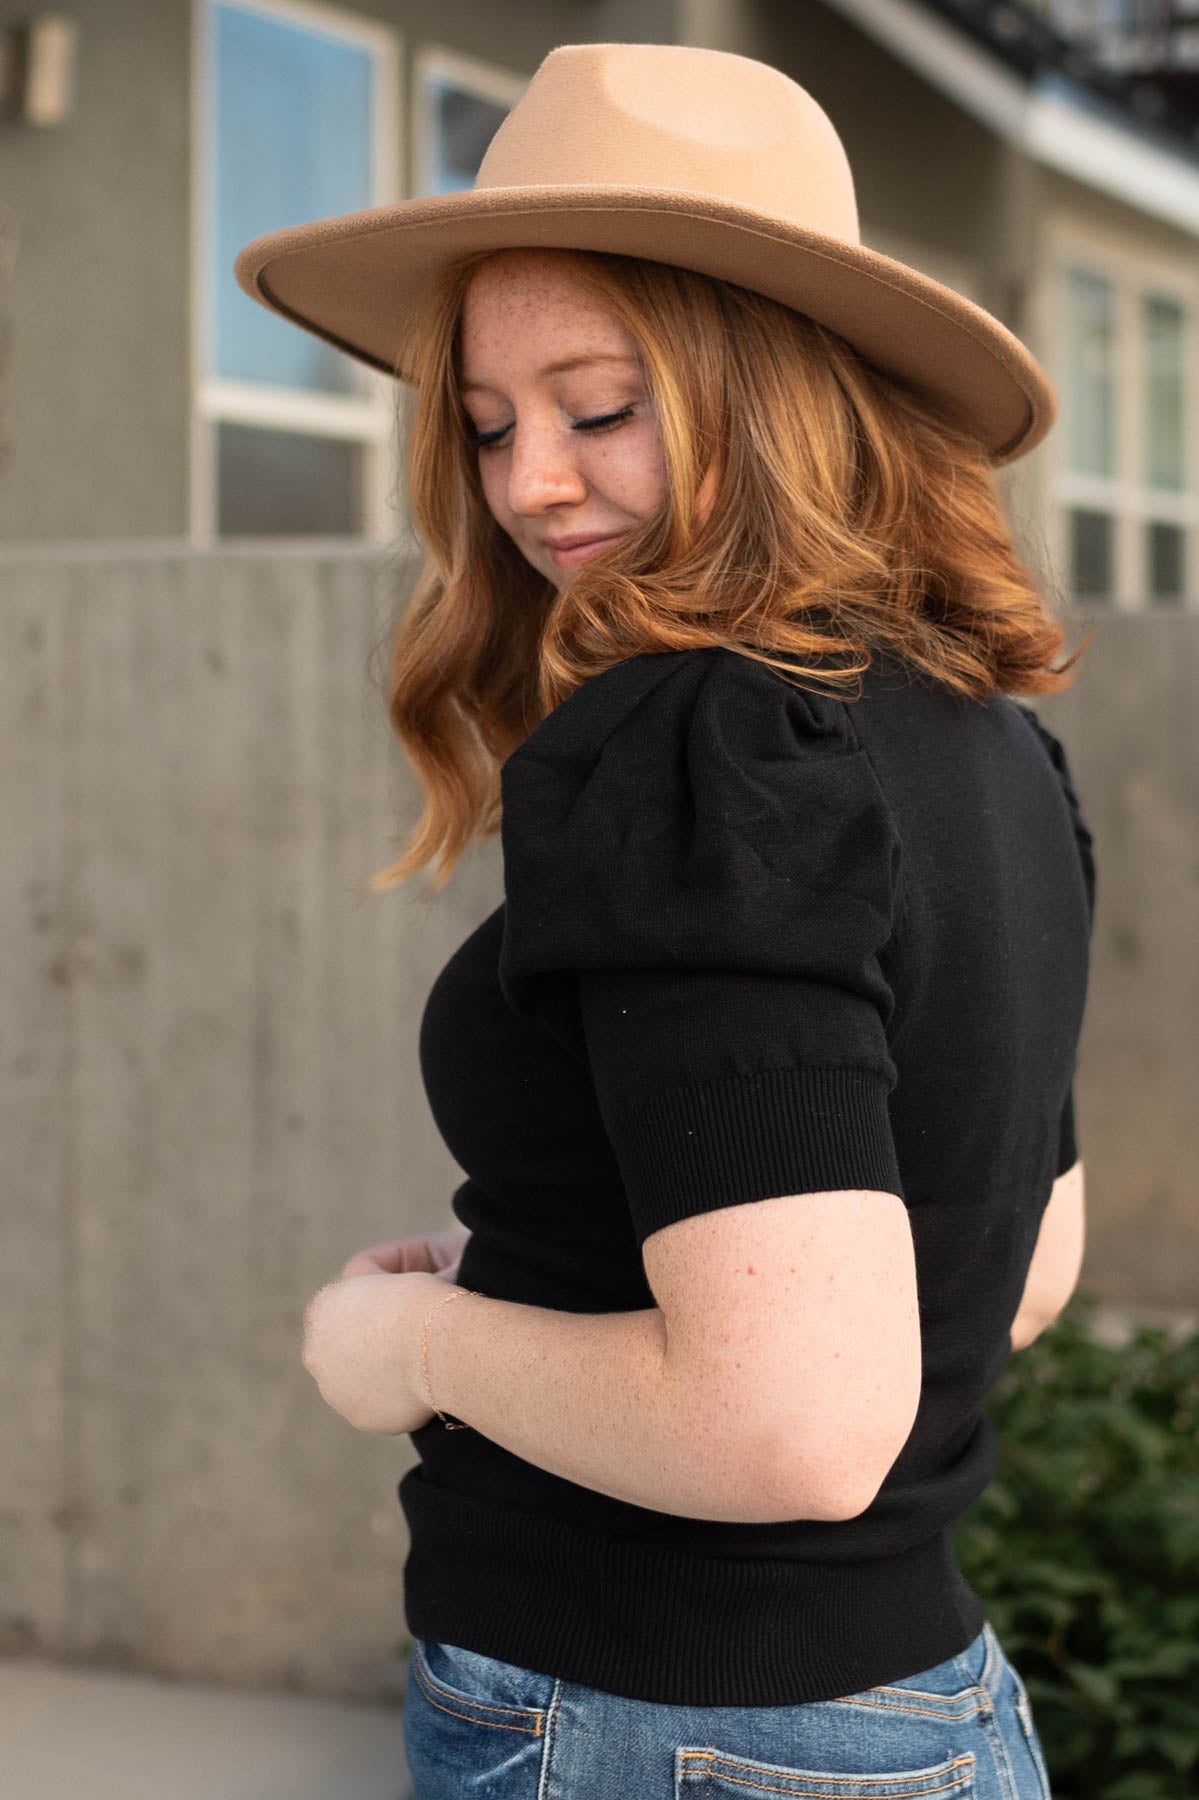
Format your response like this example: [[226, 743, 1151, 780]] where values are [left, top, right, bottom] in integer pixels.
[[1009, 1303, 1055, 1351], [424, 1289, 819, 1524]]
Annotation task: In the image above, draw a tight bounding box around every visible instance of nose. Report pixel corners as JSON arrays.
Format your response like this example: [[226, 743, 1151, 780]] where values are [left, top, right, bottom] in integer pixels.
[[505, 418, 588, 517]]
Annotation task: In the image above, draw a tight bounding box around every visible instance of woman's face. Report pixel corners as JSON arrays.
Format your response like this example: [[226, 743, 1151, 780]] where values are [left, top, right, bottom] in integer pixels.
[[458, 252, 683, 590]]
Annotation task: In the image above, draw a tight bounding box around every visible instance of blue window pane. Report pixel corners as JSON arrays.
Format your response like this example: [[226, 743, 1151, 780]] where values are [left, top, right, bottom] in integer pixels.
[[212, 2, 374, 394], [426, 79, 510, 193]]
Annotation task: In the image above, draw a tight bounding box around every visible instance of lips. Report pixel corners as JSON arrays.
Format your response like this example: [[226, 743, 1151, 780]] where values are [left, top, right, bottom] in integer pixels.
[[545, 532, 624, 571], [545, 533, 620, 552]]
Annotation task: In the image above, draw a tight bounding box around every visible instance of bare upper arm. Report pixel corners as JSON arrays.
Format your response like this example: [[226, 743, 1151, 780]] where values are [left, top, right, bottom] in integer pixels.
[[1018, 1158, 1086, 1325], [641, 1189, 922, 1524]]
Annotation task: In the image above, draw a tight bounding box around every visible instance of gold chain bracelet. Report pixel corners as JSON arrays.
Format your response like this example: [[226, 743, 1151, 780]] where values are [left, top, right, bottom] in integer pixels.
[[420, 1285, 477, 1430]]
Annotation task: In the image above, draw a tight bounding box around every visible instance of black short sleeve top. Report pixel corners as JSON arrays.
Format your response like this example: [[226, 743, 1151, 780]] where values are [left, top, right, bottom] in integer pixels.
[[399, 644, 1096, 1707]]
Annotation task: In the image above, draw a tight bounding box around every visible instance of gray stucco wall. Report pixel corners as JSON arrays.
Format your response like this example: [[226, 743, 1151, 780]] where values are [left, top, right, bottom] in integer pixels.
[[0, 0, 194, 541], [0, 0, 674, 546]]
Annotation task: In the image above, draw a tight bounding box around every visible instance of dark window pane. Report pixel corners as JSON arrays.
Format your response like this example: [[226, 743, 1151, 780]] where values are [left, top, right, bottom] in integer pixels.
[[428, 81, 510, 192], [1147, 520, 1185, 605], [1069, 507, 1114, 602], [217, 422, 361, 536]]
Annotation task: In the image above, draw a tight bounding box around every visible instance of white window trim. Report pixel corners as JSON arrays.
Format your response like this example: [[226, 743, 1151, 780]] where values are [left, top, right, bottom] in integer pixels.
[[189, 0, 402, 546], [1039, 213, 1199, 610], [411, 45, 528, 201]]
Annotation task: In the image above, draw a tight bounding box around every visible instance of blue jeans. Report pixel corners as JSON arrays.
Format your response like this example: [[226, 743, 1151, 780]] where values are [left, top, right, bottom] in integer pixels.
[[402, 1618, 1052, 1798]]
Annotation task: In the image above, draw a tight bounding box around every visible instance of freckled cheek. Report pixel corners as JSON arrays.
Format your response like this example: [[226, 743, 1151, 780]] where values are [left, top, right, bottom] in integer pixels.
[[584, 428, 669, 516], [477, 463, 512, 531]]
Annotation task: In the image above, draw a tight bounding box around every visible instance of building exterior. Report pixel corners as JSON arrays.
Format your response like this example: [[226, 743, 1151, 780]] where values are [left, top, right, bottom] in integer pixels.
[[0, 0, 1194, 1697], [1, 0, 1199, 613]]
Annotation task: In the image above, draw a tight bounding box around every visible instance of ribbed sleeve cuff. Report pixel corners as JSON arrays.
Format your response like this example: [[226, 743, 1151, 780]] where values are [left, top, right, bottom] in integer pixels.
[[606, 1064, 904, 1244]]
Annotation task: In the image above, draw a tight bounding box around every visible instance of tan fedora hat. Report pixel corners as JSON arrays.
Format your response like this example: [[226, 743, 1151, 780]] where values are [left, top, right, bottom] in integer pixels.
[[234, 40, 1056, 467]]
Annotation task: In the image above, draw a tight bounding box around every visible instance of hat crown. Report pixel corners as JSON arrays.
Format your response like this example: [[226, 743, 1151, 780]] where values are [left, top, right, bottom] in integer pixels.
[[475, 42, 860, 245]]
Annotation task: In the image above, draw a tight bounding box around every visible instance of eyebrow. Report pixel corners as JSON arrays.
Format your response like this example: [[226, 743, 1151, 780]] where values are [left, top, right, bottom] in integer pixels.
[[460, 353, 640, 397]]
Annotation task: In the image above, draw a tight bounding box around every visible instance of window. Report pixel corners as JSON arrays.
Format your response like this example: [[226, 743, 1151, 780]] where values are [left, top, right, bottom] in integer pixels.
[[1065, 266, 1117, 481], [194, 0, 400, 541], [1062, 264, 1118, 601], [1143, 291, 1186, 604], [412, 48, 526, 198], [1049, 226, 1197, 609]]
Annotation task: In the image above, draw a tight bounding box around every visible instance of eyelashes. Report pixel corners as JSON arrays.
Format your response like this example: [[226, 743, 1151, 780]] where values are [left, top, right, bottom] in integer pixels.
[[464, 405, 636, 452]]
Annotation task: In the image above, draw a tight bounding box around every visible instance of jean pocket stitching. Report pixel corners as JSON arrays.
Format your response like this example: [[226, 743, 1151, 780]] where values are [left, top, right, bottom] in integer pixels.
[[676, 1746, 976, 1796], [410, 1639, 546, 1736], [827, 1688, 988, 1720]]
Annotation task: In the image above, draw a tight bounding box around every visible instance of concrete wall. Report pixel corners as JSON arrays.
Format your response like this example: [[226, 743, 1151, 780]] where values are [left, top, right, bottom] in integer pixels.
[[1034, 611, 1199, 1310], [1, 545, 499, 1697], [1, 546, 1195, 1694]]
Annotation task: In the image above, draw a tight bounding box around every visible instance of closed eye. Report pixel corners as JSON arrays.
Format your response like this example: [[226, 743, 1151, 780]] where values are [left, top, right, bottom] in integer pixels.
[[464, 406, 636, 452]]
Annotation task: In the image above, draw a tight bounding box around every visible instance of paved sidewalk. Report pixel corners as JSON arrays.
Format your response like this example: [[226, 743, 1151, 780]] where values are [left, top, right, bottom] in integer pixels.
[[0, 1657, 414, 1800]]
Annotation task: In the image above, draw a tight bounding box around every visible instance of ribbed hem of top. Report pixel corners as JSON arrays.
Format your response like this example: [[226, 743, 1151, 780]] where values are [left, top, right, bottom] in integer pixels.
[[610, 1065, 904, 1244], [398, 1469, 986, 1707]]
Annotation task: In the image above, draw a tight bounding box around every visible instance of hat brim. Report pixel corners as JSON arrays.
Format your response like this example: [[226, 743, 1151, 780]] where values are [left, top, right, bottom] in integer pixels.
[[233, 184, 1057, 467]]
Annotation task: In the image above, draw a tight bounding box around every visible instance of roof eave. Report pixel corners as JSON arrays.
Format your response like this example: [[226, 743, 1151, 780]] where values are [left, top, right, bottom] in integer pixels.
[[820, 0, 1199, 239]]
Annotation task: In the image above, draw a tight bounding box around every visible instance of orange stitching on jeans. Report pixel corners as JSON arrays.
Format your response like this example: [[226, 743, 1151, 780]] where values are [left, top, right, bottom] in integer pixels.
[[677, 1750, 975, 1796], [411, 1645, 545, 1736], [827, 1691, 987, 1719]]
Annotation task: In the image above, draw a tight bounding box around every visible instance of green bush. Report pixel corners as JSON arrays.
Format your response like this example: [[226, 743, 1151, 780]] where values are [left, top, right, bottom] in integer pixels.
[[957, 1291, 1199, 1800]]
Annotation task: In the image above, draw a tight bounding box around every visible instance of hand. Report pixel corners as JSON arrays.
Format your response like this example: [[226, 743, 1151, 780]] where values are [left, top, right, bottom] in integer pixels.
[[341, 1227, 470, 1286], [301, 1268, 456, 1436]]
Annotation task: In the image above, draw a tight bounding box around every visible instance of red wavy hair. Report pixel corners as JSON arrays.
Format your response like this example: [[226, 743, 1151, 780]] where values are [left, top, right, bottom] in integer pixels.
[[366, 247, 1090, 893]]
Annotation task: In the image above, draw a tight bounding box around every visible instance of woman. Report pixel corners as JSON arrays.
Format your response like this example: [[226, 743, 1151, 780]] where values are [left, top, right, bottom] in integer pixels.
[[236, 41, 1094, 1799]]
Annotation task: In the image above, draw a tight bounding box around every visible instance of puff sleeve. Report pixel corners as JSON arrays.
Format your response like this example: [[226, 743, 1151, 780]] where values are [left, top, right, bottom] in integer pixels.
[[1014, 703, 1097, 1178], [498, 650, 906, 1249]]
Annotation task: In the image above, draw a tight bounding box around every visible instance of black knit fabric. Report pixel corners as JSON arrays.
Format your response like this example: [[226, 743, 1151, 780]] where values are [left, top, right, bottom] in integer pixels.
[[400, 645, 1096, 1706]]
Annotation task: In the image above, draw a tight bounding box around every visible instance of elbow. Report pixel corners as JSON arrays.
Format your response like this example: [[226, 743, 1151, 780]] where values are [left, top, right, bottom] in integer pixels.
[[754, 1431, 907, 1526], [816, 1448, 908, 1522], [769, 1399, 920, 1525], [709, 1332, 923, 1525], [756, 1469, 890, 1527], [819, 1471, 890, 1523]]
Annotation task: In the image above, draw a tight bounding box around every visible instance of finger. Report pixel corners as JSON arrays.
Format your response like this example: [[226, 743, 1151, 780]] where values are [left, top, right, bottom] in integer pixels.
[[340, 1250, 388, 1279], [356, 1240, 404, 1272]]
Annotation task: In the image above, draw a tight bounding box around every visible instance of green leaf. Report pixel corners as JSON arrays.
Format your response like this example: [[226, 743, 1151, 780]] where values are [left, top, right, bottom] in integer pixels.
[[1070, 1661, 1120, 1707], [956, 1293, 1199, 1800]]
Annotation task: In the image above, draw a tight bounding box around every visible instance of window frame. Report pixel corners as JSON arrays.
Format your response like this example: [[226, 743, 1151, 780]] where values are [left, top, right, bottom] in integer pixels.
[[1041, 215, 1199, 610], [190, 0, 402, 545], [411, 45, 527, 200]]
